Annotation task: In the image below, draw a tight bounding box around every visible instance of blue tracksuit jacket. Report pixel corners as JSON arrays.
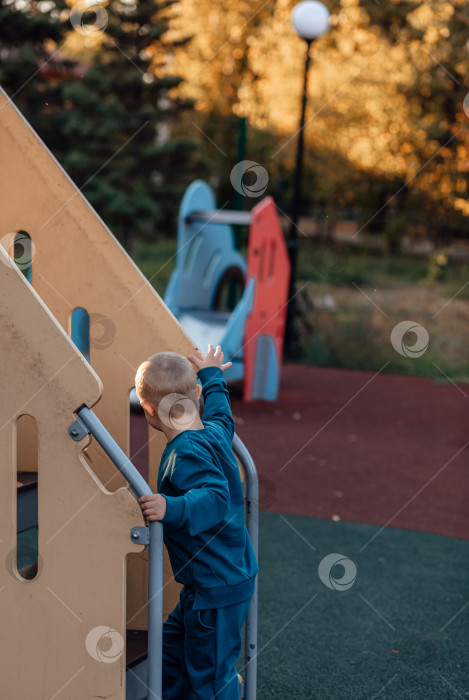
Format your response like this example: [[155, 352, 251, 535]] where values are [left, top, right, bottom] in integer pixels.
[[158, 366, 258, 609]]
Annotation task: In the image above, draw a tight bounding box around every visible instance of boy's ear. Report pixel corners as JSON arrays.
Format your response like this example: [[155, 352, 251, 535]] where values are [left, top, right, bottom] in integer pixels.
[[196, 384, 202, 400], [140, 398, 157, 416]]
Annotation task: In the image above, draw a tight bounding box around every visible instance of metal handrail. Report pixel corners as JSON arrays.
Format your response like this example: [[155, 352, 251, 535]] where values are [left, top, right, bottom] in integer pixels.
[[69, 408, 258, 700], [69, 405, 164, 700], [233, 433, 258, 700], [185, 210, 253, 226]]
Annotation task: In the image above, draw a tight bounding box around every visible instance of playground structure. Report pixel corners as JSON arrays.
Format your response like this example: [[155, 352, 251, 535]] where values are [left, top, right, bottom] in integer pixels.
[[0, 86, 258, 699], [164, 180, 291, 402]]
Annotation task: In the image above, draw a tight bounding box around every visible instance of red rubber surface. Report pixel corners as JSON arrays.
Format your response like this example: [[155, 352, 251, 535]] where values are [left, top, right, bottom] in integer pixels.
[[231, 365, 469, 540]]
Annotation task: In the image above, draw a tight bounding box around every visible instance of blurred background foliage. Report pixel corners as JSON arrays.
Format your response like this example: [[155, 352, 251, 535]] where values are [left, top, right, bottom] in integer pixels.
[[169, 0, 469, 243], [2, 0, 469, 375], [2, 0, 469, 246]]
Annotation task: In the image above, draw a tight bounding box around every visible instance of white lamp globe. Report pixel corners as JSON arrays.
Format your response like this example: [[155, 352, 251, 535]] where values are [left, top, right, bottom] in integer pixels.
[[291, 1, 330, 41]]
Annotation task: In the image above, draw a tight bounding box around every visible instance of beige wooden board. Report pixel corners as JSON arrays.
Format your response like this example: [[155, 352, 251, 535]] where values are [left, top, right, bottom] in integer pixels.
[[0, 86, 246, 634], [16, 414, 38, 471], [0, 246, 147, 698], [0, 86, 197, 490], [0, 86, 201, 629]]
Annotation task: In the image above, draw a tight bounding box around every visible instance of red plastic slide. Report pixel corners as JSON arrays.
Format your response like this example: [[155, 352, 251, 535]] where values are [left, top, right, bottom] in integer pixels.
[[243, 197, 291, 401]]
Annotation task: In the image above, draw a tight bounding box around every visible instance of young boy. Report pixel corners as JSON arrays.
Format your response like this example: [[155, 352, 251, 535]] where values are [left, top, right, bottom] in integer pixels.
[[135, 344, 258, 700]]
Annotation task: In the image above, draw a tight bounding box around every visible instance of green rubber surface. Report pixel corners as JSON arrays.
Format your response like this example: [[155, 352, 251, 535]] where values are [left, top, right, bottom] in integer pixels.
[[256, 512, 469, 700], [17, 527, 37, 570], [17, 521, 469, 699]]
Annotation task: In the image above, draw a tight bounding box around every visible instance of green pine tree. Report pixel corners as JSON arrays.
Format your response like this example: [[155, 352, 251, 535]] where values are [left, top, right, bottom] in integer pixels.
[[47, 0, 203, 252], [1, 0, 205, 253], [0, 0, 70, 117]]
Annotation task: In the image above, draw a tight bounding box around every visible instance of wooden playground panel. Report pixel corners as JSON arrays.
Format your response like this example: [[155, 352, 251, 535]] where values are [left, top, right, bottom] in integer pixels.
[[0, 84, 261, 698], [0, 85, 192, 697]]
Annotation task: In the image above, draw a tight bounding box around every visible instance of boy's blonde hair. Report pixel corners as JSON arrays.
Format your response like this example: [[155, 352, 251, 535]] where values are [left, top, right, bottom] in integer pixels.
[[135, 351, 199, 410]]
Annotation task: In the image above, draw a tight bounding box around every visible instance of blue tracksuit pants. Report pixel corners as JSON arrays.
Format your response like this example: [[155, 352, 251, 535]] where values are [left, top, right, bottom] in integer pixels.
[[162, 585, 251, 699]]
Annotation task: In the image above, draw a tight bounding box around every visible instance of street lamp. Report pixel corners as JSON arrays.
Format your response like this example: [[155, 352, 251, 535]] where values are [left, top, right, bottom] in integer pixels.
[[285, 0, 330, 356]]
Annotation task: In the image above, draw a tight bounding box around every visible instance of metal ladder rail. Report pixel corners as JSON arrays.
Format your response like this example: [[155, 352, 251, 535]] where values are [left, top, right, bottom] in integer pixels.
[[233, 434, 259, 700], [69, 405, 164, 700], [69, 407, 258, 700]]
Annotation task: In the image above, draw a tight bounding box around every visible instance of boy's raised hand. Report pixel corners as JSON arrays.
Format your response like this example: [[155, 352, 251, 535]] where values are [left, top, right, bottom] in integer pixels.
[[188, 344, 232, 372]]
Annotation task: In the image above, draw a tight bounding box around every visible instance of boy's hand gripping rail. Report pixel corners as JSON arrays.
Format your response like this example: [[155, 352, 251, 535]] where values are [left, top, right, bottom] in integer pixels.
[[69, 405, 163, 700]]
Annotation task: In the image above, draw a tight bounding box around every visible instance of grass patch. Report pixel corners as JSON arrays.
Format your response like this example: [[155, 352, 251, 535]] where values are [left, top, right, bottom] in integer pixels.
[[302, 310, 469, 382], [294, 243, 469, 381], [297, 242, 441, 287], [133, 238, 177, 297], [132, 238, 469, 382]]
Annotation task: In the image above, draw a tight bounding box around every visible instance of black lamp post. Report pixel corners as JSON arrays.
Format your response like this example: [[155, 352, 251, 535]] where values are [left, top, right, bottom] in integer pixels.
[[285, 0, 330, 356]]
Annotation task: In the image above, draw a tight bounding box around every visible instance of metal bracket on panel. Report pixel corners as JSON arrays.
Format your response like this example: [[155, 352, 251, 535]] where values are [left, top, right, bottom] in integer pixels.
[[68, 416, 90, 441], [130, 526, 150, 546]]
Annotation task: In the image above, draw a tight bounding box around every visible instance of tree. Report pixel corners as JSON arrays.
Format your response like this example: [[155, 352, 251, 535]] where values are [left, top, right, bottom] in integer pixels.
[[1, 0, 203, 252], [173, 0, 469, 242], [167, 0, 277, 212], [41, 0, 202, 251], [360, 0, 469, 241], [0, 0, 70, 115]]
